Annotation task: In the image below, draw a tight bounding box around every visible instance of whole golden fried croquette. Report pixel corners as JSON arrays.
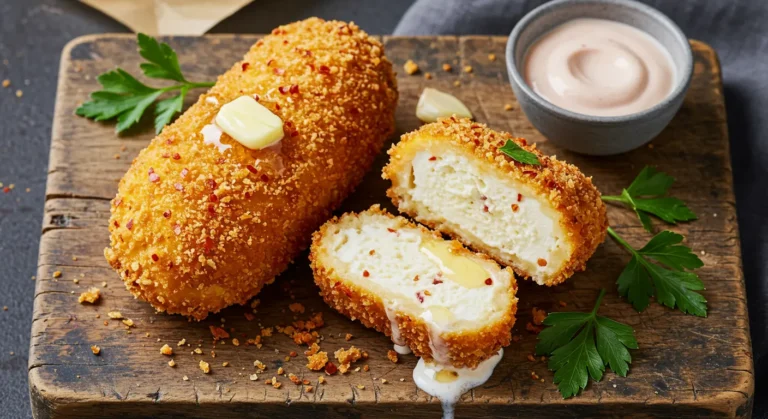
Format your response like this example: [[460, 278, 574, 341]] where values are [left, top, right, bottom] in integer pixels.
[[104, 18, 398, 320], [383, 117, 607, 286], [310, 205, 518, 369]]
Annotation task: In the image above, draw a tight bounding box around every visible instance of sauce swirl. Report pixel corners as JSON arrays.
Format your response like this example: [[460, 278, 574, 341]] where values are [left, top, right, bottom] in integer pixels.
[[524, 18, 675, 117]]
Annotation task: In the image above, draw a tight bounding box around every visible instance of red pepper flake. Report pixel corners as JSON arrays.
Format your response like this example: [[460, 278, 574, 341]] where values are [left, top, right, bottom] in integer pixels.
[[180, 168, 189, 178], [165, 139, 173, 145], [204, 237, 214, 255], [161, 152, 170, 158], [480, 195, 487, 200], [148, 167, 154, 174], [163, 210, 171, 218], [172, 153, 181, 160], [260, 174, 269, 182], [537, 258, 548, 267], [433, 279, 443, 285], [289, 84, 299, 94], [362, 270, 370, 277], [519, 139, 527, 146], [2, 187, 9, 194], [246, 164, 258, 174], [253, 94, 260, 102], [151, 254, 159, 262], [517, 193, 523, 202], [173, 224, 181, 235], [113, 221, 120, 228], [387, 228, 396, 233], [126, 219, 134, 230], [207, 204, 215, 215], [206, 179, 217, 190], [241, 62, 250, 71], [415, 292, 424, 303], [209, 194, 218, 203], [319, 65, 330, 74], [485, 278, 493, 285], [149, 173, 160, 183], [511, 204, 519, 212], [210, 325, 230, 340], [483, 205, 489, 213], [266, 59, 274, 66], [428, 156, 436, 161], [174, 183, 184, 192], [168, 261, 174, 269], [114, 198, 122, 207], [274, 103, 281, 110], [278, 85, 289, 94], [273, 68, 285, 76], [324, 362, 338, 375]]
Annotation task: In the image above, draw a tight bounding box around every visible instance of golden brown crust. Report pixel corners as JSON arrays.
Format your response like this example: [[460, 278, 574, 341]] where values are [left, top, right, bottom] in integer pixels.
[[104, 18, 398, 320], [382, 117, 608, 286], [309, 205, 518, 369]]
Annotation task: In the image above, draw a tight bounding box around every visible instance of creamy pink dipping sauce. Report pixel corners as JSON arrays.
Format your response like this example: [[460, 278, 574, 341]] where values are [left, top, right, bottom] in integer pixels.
[[524, 18, 676, 117]]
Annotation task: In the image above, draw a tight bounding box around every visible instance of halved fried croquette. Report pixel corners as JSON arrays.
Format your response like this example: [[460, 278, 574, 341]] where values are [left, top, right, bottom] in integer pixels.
[[383, 117, 607, 286], [104, 18, 398, 320], [310, 205, 518, 369]]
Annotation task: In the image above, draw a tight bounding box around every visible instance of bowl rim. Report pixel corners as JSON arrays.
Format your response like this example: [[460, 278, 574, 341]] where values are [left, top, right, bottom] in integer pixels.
[[505, 0, 693, 125]]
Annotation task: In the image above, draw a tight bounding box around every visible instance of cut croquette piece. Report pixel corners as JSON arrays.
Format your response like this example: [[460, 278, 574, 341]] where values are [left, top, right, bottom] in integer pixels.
[[383, 117, 607, 286], [310, 205, 518, 369], [104, 18, 398, 320]]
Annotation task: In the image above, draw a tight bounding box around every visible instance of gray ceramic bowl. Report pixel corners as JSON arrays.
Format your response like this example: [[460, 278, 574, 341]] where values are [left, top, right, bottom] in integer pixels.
[[506, 0, 693, 155]]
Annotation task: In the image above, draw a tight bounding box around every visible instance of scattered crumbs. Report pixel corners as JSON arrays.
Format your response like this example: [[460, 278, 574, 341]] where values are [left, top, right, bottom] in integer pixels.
[[488, 53, 497, 61], [78, 287, 100, 304], [532, 307, 547, 325], [254, 360, 266, 370], [232, 338, 240, 346], [30, 276, 35, 281], [114, 154, 121, 160], [1, 79, 9, 88], [222, 362, 230, 367], [504, 104, 513, 111], [354, 367, 361, 372], [182, 375, 189, 381], [250, 373, 259, 381], [527, 354, 536, 362], [15, 89, 22, 98], [194, 348, 203, 355], [91, 345, 101, 355], [318, 376, 325, 384], [199, 360, 211, 374], [25, 188, 30, 193], [399, 378, 405, 382], [558, 301, 567, 307], [2, 306, 6, 311], [530, 371, 540, 380], [101, 281, 107, 288], [122, 319, 135, 328], [713, 213, 717, 217], [526, 322, 542, 334], [304, 385, 314, 393], [72, 278, 79, 284], [442, 63, 452, 72], [453, 80, 461, 87], [613, 384, 617, 388], [356, 384, 365, 390], [387, 350, 398, 364], [177, 338, 186, 346], [701, 250, 706, 255], [72, 256, 78, 261], [168, 359, 176, 367], [345, 333, 352, 341], [107, 311, 123, 319], [288, 302, 305, 313], [463, 65, 473, 73], [52, 271, 62, 278], [289, 373, 301, 385], [161, 344, 173, 356], [424, 72, 433, 80], [307, 351, 329, 371], [277, 366, 285, 375], [380, 378, 388, 384], [404, 59, 419, 75], [648, 143, 655, 149]]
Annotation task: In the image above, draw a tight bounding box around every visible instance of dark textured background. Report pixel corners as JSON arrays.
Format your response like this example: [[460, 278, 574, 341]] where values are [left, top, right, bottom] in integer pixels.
[[0, 1, 413, 417], [1, 0, 763, 418]]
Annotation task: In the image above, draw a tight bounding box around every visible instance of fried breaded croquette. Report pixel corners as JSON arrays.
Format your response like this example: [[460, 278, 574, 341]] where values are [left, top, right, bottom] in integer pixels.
[[104, 18, 398, 320], [383, 117, 607, 286], [310, 205, 518, 369]]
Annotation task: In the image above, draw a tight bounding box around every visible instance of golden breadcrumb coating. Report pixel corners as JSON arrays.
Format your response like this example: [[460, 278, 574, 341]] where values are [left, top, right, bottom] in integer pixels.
[[310, 205, 518, 369], [104, 18, 398, 320], [383, 117, 607, 286]]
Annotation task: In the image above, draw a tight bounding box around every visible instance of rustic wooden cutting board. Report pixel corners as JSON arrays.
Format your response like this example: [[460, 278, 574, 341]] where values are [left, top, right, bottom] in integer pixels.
[[29, 34, 753, 418]]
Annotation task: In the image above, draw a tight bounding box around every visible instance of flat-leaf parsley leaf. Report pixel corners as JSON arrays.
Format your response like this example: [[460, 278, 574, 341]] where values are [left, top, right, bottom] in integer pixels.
[[76, 33, 215, 134], [499, 140, 540, 165], [608, 227, 706, 316], [602, 166, 696, 232], [536, 289, 638, 399]]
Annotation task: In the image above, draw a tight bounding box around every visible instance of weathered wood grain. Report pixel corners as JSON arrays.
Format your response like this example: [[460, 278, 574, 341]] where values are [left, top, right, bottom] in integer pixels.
[[29, 34, 753, 418]]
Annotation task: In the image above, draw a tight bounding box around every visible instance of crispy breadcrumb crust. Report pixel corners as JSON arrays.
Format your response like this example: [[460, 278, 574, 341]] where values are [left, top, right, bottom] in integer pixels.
[[309, 205, 518, 369], [104, 18, 398, 320], [383, 117, 607, 286]]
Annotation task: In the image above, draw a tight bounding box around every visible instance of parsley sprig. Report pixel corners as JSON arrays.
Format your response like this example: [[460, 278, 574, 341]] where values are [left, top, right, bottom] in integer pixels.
[[602, 166, 696, 232], [536, 289, 638, 399], [499, 140, 541, 165], [608, 227, 706, 316], [76, 33, 215, 134]]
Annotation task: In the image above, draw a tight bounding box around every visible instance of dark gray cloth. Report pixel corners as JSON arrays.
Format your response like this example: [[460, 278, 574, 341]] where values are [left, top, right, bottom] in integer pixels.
[[396, 0, 767, 415]]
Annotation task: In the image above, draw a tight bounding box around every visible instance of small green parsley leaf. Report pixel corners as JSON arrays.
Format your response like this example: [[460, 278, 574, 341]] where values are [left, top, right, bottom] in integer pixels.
[[608, 227, 706, 316], [536, 289, 638, 399], [602, 167, 696, 232], [499, 140, 541, 165], [76, 33, 215, 134]]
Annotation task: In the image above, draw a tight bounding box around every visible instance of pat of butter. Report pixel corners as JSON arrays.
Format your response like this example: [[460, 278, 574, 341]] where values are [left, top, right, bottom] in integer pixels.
[[215, 96, 284, 150], [416, 88, 473, 123]]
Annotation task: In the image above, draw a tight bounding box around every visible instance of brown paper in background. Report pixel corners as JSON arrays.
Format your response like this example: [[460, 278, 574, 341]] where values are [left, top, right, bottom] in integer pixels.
[[81, 0, 254, 35]]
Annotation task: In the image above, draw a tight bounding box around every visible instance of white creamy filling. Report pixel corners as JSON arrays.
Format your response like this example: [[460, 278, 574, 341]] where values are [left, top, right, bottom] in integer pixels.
[[407, 150, 570, 283]]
